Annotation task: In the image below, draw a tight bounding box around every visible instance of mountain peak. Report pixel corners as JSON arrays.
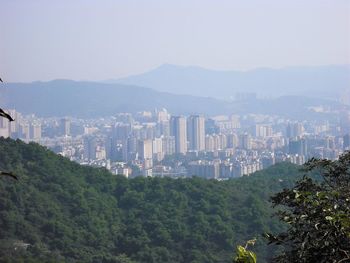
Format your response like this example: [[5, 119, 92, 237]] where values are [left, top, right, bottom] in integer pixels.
[[155, 63, 184, 71]]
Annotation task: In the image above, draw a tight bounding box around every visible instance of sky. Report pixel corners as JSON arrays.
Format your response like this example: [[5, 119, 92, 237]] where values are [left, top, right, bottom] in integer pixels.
[[1, 0, 349, 82]]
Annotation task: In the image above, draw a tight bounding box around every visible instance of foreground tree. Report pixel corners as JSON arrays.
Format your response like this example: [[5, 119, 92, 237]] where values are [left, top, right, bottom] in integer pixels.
[[266, 152, 350, 262]]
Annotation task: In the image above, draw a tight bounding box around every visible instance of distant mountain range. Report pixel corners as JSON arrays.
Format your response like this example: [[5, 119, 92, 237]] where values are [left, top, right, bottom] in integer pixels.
[[0, 80, 232, 117], [110, 64, 350, 99], [0, 79, 344, 118]]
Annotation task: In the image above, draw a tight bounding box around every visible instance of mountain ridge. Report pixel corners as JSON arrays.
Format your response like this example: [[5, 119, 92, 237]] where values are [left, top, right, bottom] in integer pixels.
[[111, 63, 350, 99], [0, 79, 344, 118], [0, 80, 231, 117]]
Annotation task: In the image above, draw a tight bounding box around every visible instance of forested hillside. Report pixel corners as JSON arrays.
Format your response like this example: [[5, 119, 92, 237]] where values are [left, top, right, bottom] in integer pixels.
[[0, 138, 301, 263]]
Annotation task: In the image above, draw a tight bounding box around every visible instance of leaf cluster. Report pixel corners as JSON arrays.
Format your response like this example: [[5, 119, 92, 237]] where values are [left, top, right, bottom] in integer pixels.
[[233, 239, 257, 263], [266, 153, 350, 263]]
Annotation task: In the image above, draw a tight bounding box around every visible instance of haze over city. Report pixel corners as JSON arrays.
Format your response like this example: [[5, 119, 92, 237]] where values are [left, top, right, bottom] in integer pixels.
[[1, 0, 349, 82]]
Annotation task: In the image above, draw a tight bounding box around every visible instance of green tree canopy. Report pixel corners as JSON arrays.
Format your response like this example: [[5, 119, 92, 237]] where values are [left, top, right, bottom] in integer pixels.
[[0, 138, 301, 262], [266, 152, 350, 263]]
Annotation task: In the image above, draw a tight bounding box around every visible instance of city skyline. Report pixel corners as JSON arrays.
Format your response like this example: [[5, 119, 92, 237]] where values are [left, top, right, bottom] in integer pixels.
[[1, 106, 348, 179]]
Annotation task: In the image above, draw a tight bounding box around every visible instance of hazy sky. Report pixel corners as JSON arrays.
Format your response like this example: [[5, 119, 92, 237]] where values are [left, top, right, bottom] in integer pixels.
[[1, 0, 349, 82]]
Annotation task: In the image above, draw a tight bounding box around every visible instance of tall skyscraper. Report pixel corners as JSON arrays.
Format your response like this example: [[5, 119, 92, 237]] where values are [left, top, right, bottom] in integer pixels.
[[152, 137, 163, 161], [239, 133, 252, 150], [286, 122, 304, 138], [60, 118, 71, 136], [113, 123, 131, 141], [289, 138, 308, 156], [115, 113, 133, 124], [205, 118, 220, 135], [187, 115, 205, 151], [212, 134, 221, 151], [83, 136, 97, 161], [218, 133, 227, 150], [156, 108, 169, 122], [8, 109, 19, 135], [105, 137, 115, 161], [0, 109, 20, 138], [138, 139, 153, 170], [138, 139, 153, 160], [162, 136, 175, 155], [141, 123, 156, 140], [30, 122, 42, 140], [170, 116, 187, 154], [0, 115, 10, 138], [227, 133, 239, 148], [255, 124, 273, 137], [205, 135, 215, 152], [159, 120, 170, 137], [19, 123, 30, 140]]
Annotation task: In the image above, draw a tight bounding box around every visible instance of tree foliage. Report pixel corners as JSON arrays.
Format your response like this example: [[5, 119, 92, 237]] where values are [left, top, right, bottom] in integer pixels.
[[266, 152, 350, 263], [0, 138, 301, 262]]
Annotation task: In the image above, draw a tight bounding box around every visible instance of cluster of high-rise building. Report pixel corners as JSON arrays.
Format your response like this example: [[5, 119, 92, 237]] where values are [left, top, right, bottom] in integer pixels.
[[1, 107, 350, 179], [0, 110, 73, 141], [0, 110, 42, 140]]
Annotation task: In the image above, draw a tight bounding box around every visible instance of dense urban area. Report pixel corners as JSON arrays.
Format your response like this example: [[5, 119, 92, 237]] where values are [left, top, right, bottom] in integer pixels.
[[1, 96, 349, 179]]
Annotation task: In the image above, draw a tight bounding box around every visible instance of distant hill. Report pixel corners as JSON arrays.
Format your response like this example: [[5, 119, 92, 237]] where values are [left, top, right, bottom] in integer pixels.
[[0, 137, 302, 262], [0, 80, 232, 117], [0, 80, 343, 118], [112, 64, 350, 99]]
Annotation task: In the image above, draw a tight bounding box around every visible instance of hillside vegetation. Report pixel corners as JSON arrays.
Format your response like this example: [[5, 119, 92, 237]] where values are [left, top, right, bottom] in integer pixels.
[[0, 138, 301, 262]]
